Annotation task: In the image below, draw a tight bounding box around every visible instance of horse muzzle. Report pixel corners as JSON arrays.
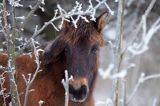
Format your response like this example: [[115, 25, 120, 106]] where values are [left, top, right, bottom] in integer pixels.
[[69, 78, 89, 103]]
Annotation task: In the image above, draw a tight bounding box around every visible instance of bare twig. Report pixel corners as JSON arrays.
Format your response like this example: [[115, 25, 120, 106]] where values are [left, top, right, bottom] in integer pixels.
[[0, 21, 8, 40], [152, 98, 157, 106], [2, 0, 9, 34], [2, 0, 21, 106], [21, 0, 44, 29], [61, 70, 73, 106], [128, 16, 160, 55], [23, 38, 41, 106], [121, 79, 126, 106], [98, 64, 114, 79], [0, 73, 7, 106], [112, 0, 125, 105], [95, 98, 113, 106], [19, 0, 113, 53], [38, 100, 44, 106], [127, 73, 160, 105], [127, 0, 157, 50]]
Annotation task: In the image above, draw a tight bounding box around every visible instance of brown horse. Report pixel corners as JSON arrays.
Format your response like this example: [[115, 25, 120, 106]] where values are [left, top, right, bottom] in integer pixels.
[[0, 12, 109, 106]]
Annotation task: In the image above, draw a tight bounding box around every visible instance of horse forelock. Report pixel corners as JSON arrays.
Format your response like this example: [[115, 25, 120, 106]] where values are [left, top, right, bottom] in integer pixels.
[[60, 15, 104, 46]]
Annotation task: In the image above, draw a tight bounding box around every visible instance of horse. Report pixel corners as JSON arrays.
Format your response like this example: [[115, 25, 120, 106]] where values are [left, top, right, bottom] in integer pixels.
[[0, 12, 109, 106]]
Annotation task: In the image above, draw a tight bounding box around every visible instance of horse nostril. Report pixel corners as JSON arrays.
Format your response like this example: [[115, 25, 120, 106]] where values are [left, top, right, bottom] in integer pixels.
[[69, 84, 88, 102]]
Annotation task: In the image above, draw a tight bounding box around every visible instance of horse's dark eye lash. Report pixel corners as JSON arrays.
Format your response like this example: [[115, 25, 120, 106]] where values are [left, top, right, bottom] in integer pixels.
[[91, 45, 99, 54], [64, 47, 68, 52], [64, 45, 70, 52], [64, 45, 72, 56]]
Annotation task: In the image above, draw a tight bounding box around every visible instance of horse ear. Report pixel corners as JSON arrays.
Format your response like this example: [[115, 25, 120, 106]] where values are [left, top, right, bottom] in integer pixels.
[[43, 37, 65, 65], [96, 11, 110, 32]]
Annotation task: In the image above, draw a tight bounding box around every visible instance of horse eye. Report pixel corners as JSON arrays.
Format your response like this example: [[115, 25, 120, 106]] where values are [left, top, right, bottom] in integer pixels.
[[64, 47, 68, 52], [91, 45, 99, 54], [64, 47, 69, 52], [64, 45, 70, 53]]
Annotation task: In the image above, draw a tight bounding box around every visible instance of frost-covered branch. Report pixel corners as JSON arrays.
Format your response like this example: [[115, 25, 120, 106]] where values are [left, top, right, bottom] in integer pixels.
[[23, 38, 42, 106], [0, 72, 8, 106], [128, 16, 160, 55], [127, 0, 158, 55], [8, 0, 23, 7], [2, 0, 9, 34], [152, 98, 157, 106], [21, 0, 45, 29], [20, 0, 114, 52], [121, 79, 126, 106], [127, 73, 160, 105], [38, 100, 44, 106], [61, 70, 73, 106], [2, 0, 22, 106], [112, 0, 125, 105], [0, 20, 8, 40], [99, 64, 114, 79], [96, 98, 113, 106], [99, 63, 135, 80]]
